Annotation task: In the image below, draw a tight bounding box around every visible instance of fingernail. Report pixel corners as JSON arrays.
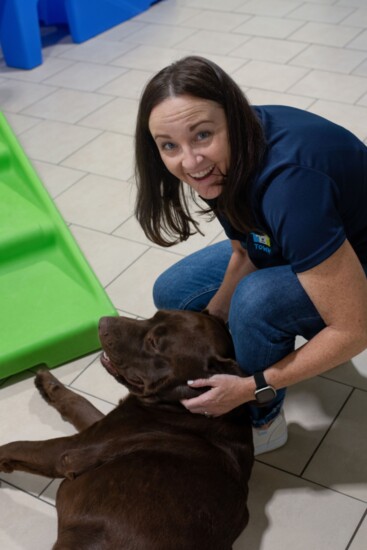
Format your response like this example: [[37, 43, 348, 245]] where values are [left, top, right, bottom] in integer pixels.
[[187, 380, 194, 385]]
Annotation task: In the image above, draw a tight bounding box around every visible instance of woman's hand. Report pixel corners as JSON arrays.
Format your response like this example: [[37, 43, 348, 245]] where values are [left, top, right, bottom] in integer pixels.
[[181, 374, 255, 417]]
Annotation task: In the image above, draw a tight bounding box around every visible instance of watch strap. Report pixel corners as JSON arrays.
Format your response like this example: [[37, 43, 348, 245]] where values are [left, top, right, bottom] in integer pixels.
[[254, 371, 268, 390]]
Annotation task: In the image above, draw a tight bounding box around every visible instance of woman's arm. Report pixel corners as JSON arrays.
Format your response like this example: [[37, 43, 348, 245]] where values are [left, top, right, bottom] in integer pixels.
[[207, 239, 257, 321], [265, 239, 367, 389], [182, 240, 367, 416]]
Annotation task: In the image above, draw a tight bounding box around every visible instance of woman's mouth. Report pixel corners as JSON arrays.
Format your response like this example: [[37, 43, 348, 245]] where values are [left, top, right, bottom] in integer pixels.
[[188, 165, 215, 181]]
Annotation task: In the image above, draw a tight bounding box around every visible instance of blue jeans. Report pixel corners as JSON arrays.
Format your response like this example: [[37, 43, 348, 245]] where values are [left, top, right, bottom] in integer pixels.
[[153, 240, 367, 427]]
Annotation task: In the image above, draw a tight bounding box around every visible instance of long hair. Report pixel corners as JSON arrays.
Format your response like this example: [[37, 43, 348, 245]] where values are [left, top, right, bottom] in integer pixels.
[[135, 56, 266, 246]]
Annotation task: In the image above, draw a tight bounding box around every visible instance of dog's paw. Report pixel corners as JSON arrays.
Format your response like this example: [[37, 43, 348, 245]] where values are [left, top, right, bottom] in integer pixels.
[[35, 369, 64, 404], [0, 459, 14, 473]]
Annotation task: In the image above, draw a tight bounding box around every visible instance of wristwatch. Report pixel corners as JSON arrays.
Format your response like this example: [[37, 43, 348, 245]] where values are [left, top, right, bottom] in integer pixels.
[[253, 372, 277, 405]]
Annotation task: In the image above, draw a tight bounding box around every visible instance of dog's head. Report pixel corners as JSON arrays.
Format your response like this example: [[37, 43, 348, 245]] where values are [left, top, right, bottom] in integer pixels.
[[98, 310, 241, 402]]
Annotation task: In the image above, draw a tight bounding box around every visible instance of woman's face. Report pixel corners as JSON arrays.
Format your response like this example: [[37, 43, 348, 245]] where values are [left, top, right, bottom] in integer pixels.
[[148, 95, 230, 199]]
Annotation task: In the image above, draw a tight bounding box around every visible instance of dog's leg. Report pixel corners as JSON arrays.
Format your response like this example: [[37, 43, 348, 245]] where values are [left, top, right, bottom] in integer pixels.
[[0, 436, 83, 478], [35, 369, 104, 432]]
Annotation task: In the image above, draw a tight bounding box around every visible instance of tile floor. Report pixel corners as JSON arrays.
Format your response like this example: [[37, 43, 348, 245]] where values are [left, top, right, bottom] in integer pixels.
[[0, 0, 367, 548]]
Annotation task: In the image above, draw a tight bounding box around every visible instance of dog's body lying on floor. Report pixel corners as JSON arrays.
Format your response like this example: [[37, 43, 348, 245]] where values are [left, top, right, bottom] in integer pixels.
[[0, 310, 254, 550]]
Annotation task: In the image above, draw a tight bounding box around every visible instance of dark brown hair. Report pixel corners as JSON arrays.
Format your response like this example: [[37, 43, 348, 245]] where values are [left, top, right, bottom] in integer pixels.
[[135, 56, 266, 246]]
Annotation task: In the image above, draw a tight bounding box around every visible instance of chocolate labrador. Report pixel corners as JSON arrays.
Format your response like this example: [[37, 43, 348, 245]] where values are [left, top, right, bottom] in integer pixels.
[[0, 310, 254, 549]]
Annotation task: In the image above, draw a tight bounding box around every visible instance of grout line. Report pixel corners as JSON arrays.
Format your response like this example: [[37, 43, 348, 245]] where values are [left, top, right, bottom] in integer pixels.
[[345, 508, 367, 550], [299, 387, 355, 478]]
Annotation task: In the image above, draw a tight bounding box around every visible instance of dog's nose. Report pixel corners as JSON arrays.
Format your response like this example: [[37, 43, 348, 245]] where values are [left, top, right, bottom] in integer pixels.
[[98, 317, 111, 333]]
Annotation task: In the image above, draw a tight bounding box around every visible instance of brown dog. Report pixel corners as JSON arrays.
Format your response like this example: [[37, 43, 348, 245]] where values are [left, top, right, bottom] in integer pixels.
[[0, 310, 254, 550]]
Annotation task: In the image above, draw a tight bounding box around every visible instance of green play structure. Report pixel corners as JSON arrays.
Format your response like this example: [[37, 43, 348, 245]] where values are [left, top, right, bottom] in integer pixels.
[[0, 112, 118, 378]]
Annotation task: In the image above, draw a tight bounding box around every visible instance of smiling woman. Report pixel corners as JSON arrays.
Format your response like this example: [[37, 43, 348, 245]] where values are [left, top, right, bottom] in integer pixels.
[[148, 96, 229, 200], [133, 55, 367, 457], [135, 56, 265, 247]]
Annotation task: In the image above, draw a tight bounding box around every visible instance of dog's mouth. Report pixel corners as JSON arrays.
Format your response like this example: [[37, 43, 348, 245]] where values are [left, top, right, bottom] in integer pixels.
[[100, 351, 118, 376]]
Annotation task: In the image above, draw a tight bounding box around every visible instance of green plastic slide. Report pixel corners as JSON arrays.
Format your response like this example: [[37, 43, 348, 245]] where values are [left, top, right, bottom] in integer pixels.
[[0, 112, 118, 378]]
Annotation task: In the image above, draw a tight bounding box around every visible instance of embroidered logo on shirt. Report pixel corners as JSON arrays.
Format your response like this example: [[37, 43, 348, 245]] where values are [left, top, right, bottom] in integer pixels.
[[251, 233, 271, 254]]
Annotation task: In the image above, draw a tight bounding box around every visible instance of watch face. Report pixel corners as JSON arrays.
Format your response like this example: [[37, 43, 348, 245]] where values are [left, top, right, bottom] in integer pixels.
[[255, 386, 276, 405]]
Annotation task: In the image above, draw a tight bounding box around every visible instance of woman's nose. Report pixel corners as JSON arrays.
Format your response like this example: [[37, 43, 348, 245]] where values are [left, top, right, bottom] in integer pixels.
[[182, 147, 203, 171]]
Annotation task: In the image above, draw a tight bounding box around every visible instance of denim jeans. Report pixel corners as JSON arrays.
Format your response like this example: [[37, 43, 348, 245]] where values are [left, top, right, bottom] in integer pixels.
[[153, 240, 367, 427]]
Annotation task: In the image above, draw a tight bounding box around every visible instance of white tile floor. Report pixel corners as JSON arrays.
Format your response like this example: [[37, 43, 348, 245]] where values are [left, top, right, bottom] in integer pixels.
[[1, 1, 367, 548]]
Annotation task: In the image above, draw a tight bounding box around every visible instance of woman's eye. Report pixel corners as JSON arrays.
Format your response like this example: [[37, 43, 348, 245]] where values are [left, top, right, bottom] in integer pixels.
[[197, 131, 211, 141], [162, 142, 176, 152]]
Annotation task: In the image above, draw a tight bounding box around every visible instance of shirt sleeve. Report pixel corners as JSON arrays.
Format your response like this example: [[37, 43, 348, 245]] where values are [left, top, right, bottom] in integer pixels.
[[261, 165, 346, 272]]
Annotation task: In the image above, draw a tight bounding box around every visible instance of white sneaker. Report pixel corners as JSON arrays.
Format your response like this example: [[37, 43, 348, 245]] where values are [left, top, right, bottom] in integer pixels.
[[253, 409, 288, 456]]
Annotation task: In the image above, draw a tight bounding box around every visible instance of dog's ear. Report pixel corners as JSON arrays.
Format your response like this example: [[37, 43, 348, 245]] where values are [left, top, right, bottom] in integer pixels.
[[207, 355, 242, 376]]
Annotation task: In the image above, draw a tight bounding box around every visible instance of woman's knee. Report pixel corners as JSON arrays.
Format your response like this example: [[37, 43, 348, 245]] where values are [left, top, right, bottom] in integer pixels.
[[228, 266, 324, 339], [153, 267, 180, 309]]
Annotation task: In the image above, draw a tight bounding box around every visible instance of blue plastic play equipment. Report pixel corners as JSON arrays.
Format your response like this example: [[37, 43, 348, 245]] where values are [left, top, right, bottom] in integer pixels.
[[0, 112, 118, 377], [0, 0, 159, 70]]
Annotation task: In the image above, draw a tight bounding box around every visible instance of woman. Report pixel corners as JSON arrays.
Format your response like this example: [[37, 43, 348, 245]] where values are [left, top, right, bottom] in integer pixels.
[[134, 56, 367, 455]]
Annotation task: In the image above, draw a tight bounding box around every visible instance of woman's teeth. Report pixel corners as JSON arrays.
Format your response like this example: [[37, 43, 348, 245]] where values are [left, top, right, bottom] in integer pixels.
[[189, 165, 214, 180]]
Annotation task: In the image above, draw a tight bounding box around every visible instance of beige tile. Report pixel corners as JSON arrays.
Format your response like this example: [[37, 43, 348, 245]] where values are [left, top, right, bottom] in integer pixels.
[[2, 112, 41, 134], [106, 248, 180, 317], [39, 478, 62, 505], [97, 68, 153, 99], [55, 174, 135, 232], [22, 88, 113, 124], [104, 43, 185, 74], [234, 462, 366, 550], [231, 37, 307, 64], [69, 225, 148, 288], [32, 160, 85, 198], [136, 3, 200, 24], [347, 29, 367, 50], [232, 60, 308, 92], [236, 0, 303, 17], [257, 377, 352, 475], [354, 59, 367, 77], [233, 15, 305, 39], [246, 88, 314, 109], [0, 482, 57, 550], [18, 120, 101, 163], [349, 517, 367, 550], [288, 3, 354, 24], [342, 8, 367, 28], [182, 0, 245, 11], [43, 62, 127, 92], [71, 355, 129, 405], [303, 390, 367, 501], [0, 57, 74, 84], [174, 29, 248, 55], [308, 100, 367, 141], [96, 20, 147, 42], [35, 353, 99, 385], [289, 22, 362, 47], [202, 54, 248, 75], [321, 353, 367, 391], [125, 23, 196, 48], [290, 44, 367, 74], [115, 213, 224, 256], [62, 131, 134, 181], [182, 10, 251, 32], [79, 96, 139, 136], [289, 70, 367, 104], [0, 80, 56, 113], [337, 0, 367, 6], [58, 40, 135, 64]]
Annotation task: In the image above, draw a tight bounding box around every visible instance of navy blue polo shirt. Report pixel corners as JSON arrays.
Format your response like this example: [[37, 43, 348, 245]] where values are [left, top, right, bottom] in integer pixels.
[[205, 106, 367, 273]]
